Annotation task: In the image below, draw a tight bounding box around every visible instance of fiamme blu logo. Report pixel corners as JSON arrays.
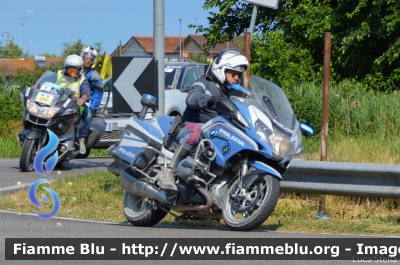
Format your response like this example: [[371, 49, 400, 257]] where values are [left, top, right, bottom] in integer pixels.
[[28, 129, 60, 219]]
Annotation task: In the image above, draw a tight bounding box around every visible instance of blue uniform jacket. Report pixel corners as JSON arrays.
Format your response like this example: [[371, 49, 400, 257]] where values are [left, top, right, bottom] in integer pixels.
[[182, 75, 226, 124], [79, 79, 91, 99], [83, 69, 103, 110]]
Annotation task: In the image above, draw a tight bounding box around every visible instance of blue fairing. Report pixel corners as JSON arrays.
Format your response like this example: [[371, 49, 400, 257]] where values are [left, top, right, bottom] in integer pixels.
[[155, 116, 174, 136], [234, 101, 273, 158], [249, 160, 282, 180], [203, 116, 258, 168], [135, 119, 164, 141], [233, 101, 253, 131]]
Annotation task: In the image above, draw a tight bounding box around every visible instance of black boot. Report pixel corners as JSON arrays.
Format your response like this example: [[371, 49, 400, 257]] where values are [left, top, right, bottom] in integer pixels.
[[158, 144, 191, 192]]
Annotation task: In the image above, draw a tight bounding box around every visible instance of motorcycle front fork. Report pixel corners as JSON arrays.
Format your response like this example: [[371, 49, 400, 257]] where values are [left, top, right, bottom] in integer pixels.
[[238, 156, 249, 190]]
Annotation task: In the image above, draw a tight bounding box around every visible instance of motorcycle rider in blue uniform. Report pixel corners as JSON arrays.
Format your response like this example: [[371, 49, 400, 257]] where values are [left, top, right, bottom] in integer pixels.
[[158, 49, 249, 193], [79, 47, 103, 154]]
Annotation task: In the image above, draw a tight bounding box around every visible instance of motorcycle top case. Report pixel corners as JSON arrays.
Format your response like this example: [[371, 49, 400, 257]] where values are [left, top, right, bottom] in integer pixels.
[[117, 118, 167, 169]]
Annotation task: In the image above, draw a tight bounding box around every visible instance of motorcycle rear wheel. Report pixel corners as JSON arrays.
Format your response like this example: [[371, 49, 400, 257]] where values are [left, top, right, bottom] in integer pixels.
[[19, 139, 39, 172], [123, 192, 168, 227], [222, 174, 280, 231]]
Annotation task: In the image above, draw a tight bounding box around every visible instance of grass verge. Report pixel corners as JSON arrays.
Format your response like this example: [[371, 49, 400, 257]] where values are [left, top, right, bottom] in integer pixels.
[[0, 137, 109, 159], [0, 171, 399, 235]]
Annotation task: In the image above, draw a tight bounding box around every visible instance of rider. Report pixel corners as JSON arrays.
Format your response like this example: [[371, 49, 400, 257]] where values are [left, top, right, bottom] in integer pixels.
[[79, 47, 104, 154], [57, 54, 91, 154], [158, 48, 249, 192]]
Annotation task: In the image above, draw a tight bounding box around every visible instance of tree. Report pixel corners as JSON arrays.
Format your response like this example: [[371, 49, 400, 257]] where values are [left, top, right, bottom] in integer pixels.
[[60, 39, 103, 58], [39, 52, 58, 58], [0, 41, 23, 58], [192, 0, 400, 90]]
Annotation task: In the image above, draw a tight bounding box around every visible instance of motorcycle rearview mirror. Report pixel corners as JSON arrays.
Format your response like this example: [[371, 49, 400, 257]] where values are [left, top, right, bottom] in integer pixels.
[[138, 94, 157, 121], [300, 122, 314, 137]]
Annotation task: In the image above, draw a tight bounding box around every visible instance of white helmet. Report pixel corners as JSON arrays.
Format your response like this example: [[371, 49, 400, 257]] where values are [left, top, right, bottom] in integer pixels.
[[211, 49, 248, 84], [80, 46, 98, 63], [64, 54, 83, 70]]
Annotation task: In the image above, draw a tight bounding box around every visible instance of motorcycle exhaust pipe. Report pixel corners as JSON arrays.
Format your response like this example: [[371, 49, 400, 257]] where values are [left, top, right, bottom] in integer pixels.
[[120, 169, 169, 204]]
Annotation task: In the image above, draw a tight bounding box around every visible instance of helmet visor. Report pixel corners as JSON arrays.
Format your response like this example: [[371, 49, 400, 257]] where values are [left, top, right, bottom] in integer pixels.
[[228, 64, 247, 73], [83, 54, 95, 63]]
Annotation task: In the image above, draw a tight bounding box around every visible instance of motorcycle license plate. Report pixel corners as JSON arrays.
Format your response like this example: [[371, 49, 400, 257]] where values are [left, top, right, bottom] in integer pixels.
[[35, 93, 54, 104], [106, 123, 113, 131]]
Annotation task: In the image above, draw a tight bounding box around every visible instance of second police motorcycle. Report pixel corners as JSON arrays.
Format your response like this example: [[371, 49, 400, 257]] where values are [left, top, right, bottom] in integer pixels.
[[107, 75, 313, 231]]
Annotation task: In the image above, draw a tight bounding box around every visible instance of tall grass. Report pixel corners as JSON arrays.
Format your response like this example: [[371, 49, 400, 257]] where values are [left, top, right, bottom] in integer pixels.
[[0, 171, 398, 235], [285, 80, 400, 138]]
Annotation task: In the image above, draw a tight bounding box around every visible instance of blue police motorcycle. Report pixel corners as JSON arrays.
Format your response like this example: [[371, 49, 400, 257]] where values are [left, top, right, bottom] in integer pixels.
[[107, 75, 312, 231]]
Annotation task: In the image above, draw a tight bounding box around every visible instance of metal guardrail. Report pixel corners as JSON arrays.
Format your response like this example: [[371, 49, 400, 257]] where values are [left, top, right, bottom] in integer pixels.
[[281, 160, 400, 198]]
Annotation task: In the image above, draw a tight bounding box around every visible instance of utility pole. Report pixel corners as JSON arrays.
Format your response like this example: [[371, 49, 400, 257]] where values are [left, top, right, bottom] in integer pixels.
[[179, 18, 183, 61], [19, 9, 34, 55], [1, 32, 14, 46], [154, 0, 165, 115]]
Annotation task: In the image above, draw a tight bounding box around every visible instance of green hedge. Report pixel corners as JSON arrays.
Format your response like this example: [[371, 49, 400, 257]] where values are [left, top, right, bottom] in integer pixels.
[[0, 64, 62, 137]]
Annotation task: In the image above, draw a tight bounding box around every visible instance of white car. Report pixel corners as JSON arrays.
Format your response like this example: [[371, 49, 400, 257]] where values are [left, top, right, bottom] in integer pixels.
[[93, 61, 207, 150]]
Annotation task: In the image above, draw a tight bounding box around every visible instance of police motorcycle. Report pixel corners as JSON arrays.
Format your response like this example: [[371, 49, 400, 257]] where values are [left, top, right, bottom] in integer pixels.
[[107, 75, 313, 231], [18, 71, 106, 172]]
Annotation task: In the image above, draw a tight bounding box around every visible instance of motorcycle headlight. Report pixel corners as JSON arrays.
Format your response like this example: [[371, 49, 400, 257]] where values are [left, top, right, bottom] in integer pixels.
[[255, 120, 296, 159], [27, 100, 60, 118], [255, 120, 273, 144]]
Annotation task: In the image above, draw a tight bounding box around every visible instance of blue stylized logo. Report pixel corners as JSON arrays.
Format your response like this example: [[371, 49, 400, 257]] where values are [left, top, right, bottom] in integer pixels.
[[28, 179, 60, 219], [33, 129, 59, 176], [221, 142, 232, 156]]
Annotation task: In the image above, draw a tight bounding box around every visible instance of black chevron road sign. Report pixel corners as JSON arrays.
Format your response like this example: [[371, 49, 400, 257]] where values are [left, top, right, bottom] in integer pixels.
[[112, 57, 158, 114]]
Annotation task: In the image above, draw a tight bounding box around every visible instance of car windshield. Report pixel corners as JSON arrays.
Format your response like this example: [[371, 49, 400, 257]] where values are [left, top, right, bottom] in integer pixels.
[[164, 65, 181, 89]]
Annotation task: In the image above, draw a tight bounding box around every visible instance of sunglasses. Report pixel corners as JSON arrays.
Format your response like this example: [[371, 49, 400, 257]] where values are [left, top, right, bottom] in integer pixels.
[[226, 70, 242, 77], [83, 56, 94, 62]]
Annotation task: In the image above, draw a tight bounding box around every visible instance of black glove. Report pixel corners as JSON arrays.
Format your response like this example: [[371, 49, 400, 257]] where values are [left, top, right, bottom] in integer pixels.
[[207, 95, 225, 108], [207, 96, 217, 108]]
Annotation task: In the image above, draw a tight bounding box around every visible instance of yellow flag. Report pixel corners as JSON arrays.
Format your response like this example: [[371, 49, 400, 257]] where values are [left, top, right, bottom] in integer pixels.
[[100, 53, 112, 80]]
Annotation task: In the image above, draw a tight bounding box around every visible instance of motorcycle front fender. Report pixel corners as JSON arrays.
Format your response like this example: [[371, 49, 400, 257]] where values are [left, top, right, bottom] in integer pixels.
[[247, 160, 282, 180], [26, 128, 45, 140], [239, 161, 282, 190]]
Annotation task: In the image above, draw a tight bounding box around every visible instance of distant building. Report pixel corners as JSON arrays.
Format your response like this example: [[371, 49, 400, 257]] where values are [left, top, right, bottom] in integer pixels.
[[0, 34, 245, 78], [0, 57, 63, 78], [111, 34, 245, 62]]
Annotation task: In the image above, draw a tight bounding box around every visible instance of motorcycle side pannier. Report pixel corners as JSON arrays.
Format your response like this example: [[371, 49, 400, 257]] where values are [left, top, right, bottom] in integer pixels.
[[117, 122, 163, 170]]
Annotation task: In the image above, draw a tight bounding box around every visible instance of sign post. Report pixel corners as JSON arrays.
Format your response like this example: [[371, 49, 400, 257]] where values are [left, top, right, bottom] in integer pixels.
[[242, 0, 279, 88], [243, 0, 279, 9]]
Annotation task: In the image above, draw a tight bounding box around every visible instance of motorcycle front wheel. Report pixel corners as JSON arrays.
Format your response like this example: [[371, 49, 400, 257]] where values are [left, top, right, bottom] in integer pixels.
[[19, 139, 39, 172], [123, 192, 168, 227], [222, 173, 280, 231]]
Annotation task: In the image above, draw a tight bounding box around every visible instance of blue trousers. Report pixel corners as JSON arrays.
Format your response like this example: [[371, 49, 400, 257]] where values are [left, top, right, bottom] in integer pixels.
[[80, 105, 92, 139]]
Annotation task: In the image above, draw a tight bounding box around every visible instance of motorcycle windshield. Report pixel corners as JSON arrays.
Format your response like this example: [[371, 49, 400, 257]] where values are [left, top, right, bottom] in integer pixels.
[[248, 75, 296, 133], [32, 71, 72, 106], [34, 71, 58, 87]]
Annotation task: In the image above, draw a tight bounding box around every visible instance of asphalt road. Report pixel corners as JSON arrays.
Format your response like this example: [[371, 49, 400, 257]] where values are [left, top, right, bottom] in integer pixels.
[[0, 158, 398, 265], [0, 157, 114, 192], [0, 210, 382, 265]]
